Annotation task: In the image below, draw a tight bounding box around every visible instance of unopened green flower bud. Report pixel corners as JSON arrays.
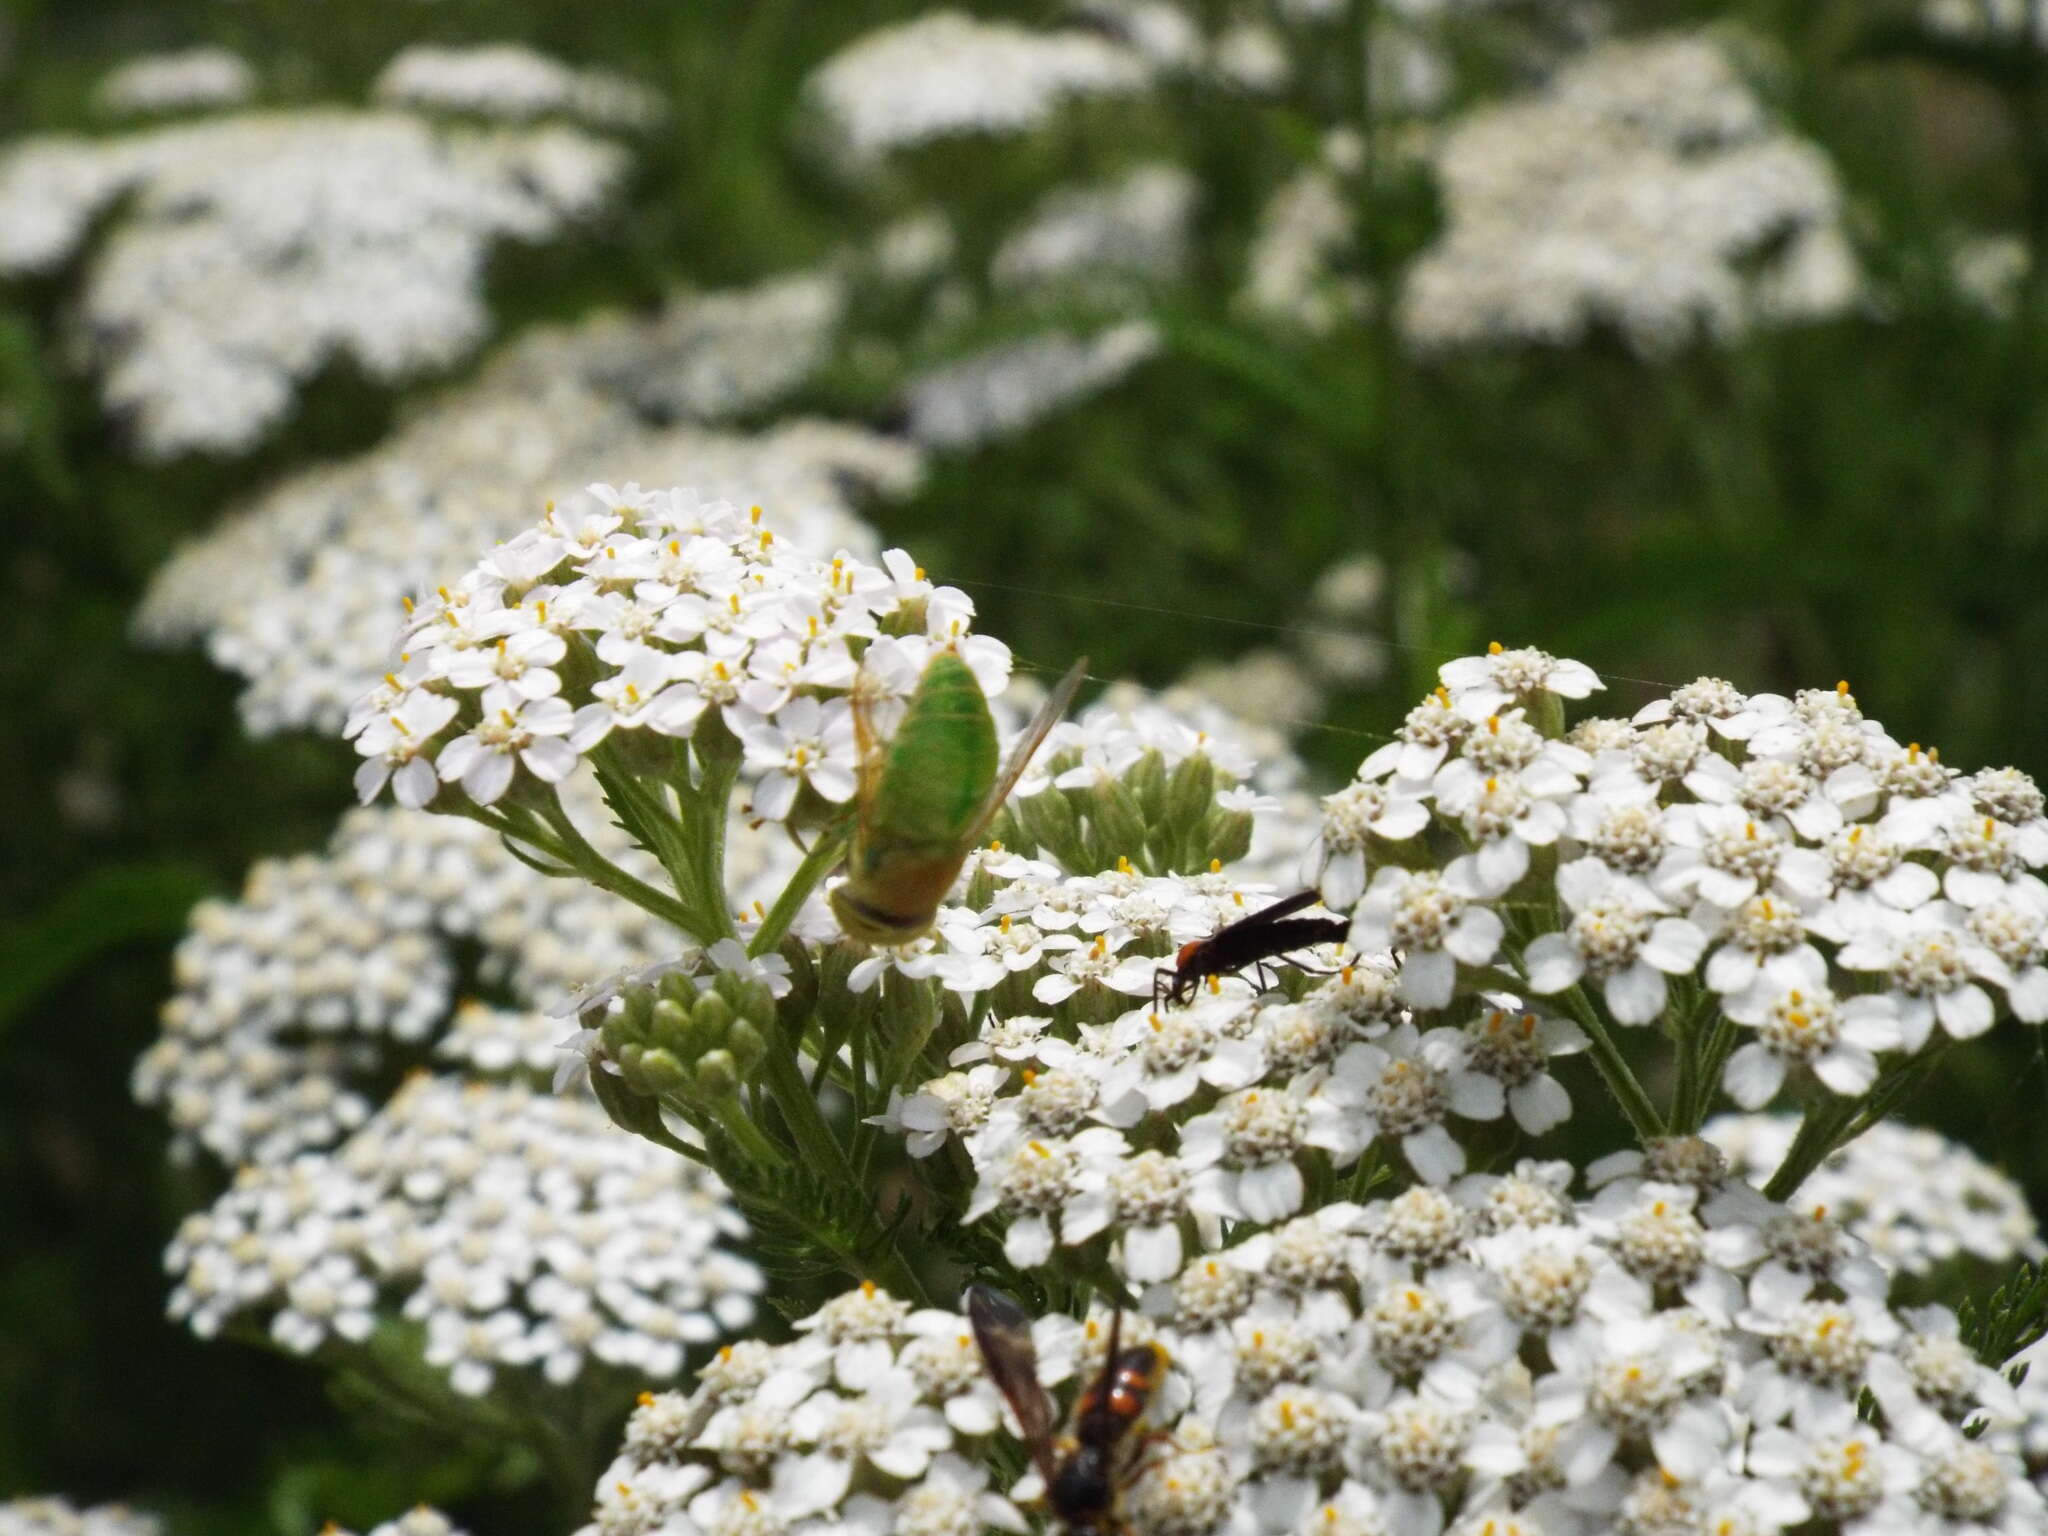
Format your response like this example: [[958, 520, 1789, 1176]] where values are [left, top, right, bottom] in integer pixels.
[[712, 974, 774, 1036], [656, 969, 701, 1008], [1165, 753, 1218, 829], [1090, 779, 1149, 866], [694, 1049, 740, 1100], [626, 1046, 691, 1099], [649, 997, 694, 1054], [618, 984, 658, 1040], [691, 990, 734, 1042], [728, 978, 776, 1030], [1126, 749, 1168, 821], [1207, 809, 1255, 868], [589, 1060, 662, 1141], [1019, 783, 1080, 858], [726, 1019, 767, 1070], [601, 1007, 642, 1057]]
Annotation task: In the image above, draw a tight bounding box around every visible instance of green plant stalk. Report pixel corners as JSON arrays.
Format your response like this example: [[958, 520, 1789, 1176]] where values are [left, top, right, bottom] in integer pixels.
[[749, 820, 851, 958], [1558, 982, 1667, 1143], [1763, 1040, 1957, 1202], [682, 740, 743, 943], [453, 799, 701, 933], [703, 1089, 792, 1171], [757, 1039, 929, 1303], [533, 792, 708, 936], [1681, 1010, 1741, 1134], [1760, 1094, 1857, 1204]]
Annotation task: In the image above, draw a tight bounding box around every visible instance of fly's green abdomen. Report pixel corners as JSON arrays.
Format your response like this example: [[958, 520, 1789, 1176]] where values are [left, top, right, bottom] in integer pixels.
[[868, 652, 999, 854]]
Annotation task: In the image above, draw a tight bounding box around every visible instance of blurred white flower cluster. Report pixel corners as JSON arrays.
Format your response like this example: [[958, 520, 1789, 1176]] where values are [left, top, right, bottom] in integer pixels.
[[0, 1501, 158, 1536], [803, 11, 1151, 164], [94, 47, 253, 116], [2004, 1330, 2048, 1496], [1923, 0, 2048, 45], [992, 161, 1198, 295], [0, 109, 628, 455], [373, 44, 662, 129], [1709, 1114, 2044, 1279], [1239, 131, 1370, 336], [166, 1076, 762, 1394], [577, 1169, 2042, 1536], [134, 276, 906, 735], [318, 1507, 467, 1536], [1402, 31, 1860, 354], [902, 321, 1160, 450], [131, 778, 802, 1167]]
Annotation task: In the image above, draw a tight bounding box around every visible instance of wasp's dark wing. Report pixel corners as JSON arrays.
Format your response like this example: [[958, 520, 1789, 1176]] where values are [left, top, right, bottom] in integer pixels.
[[1236, 888, 1325, 928], [967, 1285, 1061, 1487]]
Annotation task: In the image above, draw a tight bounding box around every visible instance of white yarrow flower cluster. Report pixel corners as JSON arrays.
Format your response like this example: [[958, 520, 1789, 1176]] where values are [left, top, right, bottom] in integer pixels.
[[1316, 644, 2048, 1117], [318, 1511, 469, 1536], [0, 109, 627, 455], [578, 1166, 2043, 1536], [373, 44, 662, 129], [165, 1076, 762, 1394], [1708, 1114, 2044, 1279], [901, 322, 1161, 450], [571, 1283, 1030, 1536], [342, 489, 998, 817], [803, 11, 1151, 164], [990, 161, 1197, 294], [94, 48, 254, 116], [1402, 31, 1860, 355], [131, 778, 788, 1167], [1239, 145, 1370, 335], [134, 278, 901, 735], [1924, 0, 2048, 46], [0, 1501, 160, 1536]]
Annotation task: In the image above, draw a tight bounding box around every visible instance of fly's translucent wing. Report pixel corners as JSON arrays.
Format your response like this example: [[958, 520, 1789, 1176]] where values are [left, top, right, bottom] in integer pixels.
[[967, 1284, 1060, 1488], [965, 657, 1088, 846]]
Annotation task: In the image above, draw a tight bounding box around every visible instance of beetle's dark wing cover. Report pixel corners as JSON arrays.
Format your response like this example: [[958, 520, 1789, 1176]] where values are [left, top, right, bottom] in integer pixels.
[[967, 1285, 1061, 1487]]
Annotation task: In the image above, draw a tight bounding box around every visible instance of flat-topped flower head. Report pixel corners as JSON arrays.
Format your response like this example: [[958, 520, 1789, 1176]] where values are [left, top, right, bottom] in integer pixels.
[[1521, 858, 1706, 1024], [1437, 643, 1603, 723], [165, 1076, 760, 1394], [1350, 868, 1503, 1010], [347, 490, 1019, 826]]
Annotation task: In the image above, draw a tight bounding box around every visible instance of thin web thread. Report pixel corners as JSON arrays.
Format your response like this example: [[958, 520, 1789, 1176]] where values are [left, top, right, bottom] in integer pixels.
[[951, 574, 1699, 693], [964, 575, 1708, 753]]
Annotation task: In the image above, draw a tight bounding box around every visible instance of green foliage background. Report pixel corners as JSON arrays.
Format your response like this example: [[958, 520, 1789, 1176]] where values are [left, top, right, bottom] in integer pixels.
[[3, 0, 2047, 1530]]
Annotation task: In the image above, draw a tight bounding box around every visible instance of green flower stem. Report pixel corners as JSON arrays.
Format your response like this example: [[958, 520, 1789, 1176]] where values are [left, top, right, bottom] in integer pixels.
[[1762, 1043, 1954, 1202], [707, 1091, 791, 1171], [1681, 1010, 1740, 1134], [749, 820, 850, 959], [757, 1043, 929, 1304], [1559, 983, 1666, 1143], [530, 794, 707, 937], [683, 742, 742, 943], [1760, 1095, 1857, 1204]]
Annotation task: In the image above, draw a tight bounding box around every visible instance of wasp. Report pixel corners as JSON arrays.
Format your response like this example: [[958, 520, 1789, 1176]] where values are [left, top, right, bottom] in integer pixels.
[[1153, 888, 1349, 1008], [966, 1284, 1167, 1536]]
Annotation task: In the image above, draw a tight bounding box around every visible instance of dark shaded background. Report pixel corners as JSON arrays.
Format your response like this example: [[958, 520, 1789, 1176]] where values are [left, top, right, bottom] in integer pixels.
[[4, 0, 2046, 1530]]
